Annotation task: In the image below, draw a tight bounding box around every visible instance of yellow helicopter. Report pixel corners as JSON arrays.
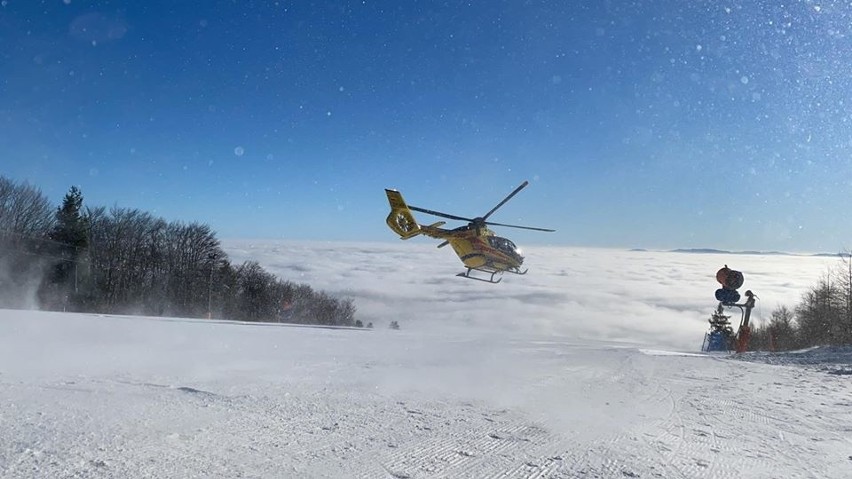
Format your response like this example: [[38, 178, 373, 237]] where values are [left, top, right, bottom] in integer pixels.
[[385, 181, 554, 283]]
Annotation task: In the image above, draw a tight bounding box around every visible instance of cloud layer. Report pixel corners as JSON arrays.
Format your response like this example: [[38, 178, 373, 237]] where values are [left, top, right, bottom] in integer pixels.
[[223, 240, 840, 350]]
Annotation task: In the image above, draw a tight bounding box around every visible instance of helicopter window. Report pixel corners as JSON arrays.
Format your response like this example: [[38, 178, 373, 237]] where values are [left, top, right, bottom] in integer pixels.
[[488, 237, 517, 254]]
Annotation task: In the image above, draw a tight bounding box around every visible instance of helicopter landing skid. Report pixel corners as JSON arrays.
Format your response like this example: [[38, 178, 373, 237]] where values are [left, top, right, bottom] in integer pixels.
[[457, 268, 503, 284]]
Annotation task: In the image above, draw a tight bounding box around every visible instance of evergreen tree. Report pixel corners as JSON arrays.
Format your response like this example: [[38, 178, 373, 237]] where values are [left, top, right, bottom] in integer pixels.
[[51, 186, 88, 248], [46, 186, 89, 308]]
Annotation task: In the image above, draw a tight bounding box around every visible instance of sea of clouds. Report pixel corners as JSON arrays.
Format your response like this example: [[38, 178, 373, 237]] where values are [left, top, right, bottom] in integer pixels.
[[223, 240, 841, 350]]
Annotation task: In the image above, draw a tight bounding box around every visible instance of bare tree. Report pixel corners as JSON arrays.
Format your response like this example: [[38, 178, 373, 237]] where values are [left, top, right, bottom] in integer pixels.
[[796, 274, 844, 347], [233, 261, 278, 321], [0, 176, 55, 309], [835, 252, 852, 344], [0, 177, 55, 237], [768, 306, 797, 351]]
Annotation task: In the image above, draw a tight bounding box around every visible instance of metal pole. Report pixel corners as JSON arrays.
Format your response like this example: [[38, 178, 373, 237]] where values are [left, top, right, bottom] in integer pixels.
[[207, 253, 217, 319], [207, 265, 213, 319]]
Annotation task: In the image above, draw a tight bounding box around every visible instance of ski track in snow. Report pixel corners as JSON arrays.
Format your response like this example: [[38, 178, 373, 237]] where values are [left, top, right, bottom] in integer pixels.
[[1, 310, 852, 478]]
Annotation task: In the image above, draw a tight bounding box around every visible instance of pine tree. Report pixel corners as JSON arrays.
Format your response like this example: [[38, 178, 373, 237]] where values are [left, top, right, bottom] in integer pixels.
[[46, 186, 89, 308], [51, 186, 88, 249]]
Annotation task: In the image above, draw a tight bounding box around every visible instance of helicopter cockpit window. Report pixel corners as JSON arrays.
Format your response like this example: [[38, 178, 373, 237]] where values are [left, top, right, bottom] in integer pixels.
[[488, 237, 518, 254]]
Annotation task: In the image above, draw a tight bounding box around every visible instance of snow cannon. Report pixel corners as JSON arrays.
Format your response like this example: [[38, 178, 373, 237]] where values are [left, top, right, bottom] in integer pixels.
[[714, 265, 744, 305], [703, 266, 758, 353], [714, 288, 740, 304], [716, 265, 744, 290]]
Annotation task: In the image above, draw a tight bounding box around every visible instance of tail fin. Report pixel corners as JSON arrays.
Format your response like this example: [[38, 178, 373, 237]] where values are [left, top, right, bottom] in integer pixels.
[[385, 189, 421, 239]]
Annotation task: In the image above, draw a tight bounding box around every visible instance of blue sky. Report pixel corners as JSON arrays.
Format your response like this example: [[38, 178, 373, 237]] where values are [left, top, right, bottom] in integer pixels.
[[2, 1, 852, 252]]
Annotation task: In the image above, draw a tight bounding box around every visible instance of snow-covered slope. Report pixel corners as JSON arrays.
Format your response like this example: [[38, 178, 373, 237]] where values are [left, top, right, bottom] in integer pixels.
[[2, 309, 850, 478]]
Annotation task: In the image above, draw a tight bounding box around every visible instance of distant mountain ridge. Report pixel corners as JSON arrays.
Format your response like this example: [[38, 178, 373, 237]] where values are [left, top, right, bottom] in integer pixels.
[[668, 248, 845, 257]]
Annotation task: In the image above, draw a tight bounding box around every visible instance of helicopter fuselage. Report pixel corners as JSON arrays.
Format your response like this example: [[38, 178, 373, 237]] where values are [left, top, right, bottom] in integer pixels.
[[416, 223, 525, 273]]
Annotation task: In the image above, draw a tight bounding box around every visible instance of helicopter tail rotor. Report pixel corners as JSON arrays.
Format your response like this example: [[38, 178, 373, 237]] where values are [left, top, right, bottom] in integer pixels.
[[385, 189, 422, 239]]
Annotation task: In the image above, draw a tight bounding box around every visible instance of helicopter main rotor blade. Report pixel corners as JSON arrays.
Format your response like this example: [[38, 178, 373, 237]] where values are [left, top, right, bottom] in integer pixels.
[[483, 221, 555, 232], [482, 180, 529, 221], [408, 205, 473, 222]]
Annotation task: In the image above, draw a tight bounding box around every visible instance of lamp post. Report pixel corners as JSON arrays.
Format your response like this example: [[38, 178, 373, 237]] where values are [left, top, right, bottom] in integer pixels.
[[207, 252, 217, 319]]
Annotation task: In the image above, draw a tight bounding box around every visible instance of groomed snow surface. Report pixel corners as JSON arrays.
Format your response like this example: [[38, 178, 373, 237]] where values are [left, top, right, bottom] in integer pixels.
[[2, 245, 851, 478], [2, 310, 851, 478]]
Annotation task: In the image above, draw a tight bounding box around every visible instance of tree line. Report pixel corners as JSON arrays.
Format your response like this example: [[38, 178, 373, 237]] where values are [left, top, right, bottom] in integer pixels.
[[749, 256, 852, 351], [0, 175, 356, 326]]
